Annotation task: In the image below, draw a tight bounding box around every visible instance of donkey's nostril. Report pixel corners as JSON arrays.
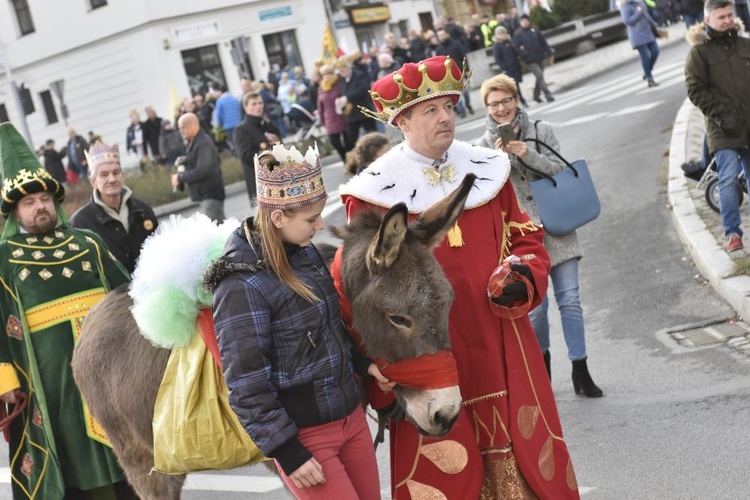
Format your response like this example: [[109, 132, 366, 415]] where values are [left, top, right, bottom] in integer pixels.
[[432, 406, 459, 430]]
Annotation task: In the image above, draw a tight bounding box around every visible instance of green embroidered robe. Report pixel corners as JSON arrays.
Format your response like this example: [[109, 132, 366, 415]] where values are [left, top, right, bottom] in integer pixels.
[[0, 225, 130, 499]]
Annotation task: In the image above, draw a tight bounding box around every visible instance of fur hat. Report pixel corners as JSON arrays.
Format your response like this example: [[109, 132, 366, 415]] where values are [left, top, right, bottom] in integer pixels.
[[254, 143, 326, 210], [0, 123, 64, 218]]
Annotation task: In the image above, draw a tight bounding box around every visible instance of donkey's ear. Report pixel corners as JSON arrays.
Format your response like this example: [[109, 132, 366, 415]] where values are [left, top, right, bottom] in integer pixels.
[[414, 174, 475, 249], [367, 203, 408, 272]]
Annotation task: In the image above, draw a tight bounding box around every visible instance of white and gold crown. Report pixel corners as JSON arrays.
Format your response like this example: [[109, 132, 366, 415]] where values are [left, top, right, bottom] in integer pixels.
[[254, 143, 326, 210]]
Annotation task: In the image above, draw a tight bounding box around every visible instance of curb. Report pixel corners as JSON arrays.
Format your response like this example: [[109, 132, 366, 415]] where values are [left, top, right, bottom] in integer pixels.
[[153, 182, 246, 218], [667, 98, 750, 320]]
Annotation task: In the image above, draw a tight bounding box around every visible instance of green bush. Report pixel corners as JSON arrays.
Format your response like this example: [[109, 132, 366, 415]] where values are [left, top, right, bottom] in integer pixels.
[[530, 7, 563, 30], [532, 0, 611, 30]]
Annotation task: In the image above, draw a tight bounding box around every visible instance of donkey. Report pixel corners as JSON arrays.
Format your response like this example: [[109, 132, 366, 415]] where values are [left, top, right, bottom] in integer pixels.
[[71, 174, 476, 499]]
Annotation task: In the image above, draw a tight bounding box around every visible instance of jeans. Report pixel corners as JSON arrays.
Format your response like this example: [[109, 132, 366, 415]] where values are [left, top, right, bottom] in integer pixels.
[[529, 258, 587, 360], [714, 148, 750, 238], [684, 11, 704, 29], [636, 41, 659, 80], [277, 408, 380, 499]]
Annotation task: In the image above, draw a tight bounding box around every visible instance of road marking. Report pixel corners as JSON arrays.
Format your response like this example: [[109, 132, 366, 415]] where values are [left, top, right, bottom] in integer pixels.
[[183, 473, 284, 492], [555, 113, 608, 128], [580, 486, 597, 495], [609, 100, 664, 116]]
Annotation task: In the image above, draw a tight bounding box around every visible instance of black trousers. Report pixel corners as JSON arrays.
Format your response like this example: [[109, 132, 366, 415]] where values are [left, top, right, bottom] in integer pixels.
[[345, 119, 377, 152]]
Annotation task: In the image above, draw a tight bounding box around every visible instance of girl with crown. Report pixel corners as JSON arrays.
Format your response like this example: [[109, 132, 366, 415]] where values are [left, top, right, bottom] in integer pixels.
[[206, 144, 387, 498]]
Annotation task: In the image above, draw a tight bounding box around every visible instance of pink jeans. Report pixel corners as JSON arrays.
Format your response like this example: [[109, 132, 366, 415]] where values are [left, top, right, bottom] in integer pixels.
[[276, 407, 381, 499]]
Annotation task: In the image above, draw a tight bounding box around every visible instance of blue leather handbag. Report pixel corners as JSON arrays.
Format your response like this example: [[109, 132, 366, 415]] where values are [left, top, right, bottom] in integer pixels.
[[518, 139, 601, 237]]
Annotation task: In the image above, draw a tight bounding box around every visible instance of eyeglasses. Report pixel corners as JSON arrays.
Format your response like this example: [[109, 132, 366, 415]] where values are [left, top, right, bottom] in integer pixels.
[[486, 97, 517, 110]]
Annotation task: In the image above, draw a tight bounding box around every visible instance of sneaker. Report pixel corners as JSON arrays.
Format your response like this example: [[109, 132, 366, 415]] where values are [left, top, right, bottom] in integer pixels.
[[533, 97, 543, 103], [727, 234, 744, 252]]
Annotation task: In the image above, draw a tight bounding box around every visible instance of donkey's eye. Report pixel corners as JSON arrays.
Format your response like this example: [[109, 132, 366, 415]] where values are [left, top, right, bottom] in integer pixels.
[[387, 314, 413, 329]]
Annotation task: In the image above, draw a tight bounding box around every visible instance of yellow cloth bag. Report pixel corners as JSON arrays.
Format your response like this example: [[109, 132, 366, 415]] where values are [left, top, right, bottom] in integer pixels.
[[152, 312, 266, 473]]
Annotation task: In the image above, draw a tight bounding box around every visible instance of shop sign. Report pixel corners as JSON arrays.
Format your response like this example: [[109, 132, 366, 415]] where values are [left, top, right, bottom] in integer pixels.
[[259, 6, 292, 22], [349, 5, 391, 25], [171, 20, 221, 43]]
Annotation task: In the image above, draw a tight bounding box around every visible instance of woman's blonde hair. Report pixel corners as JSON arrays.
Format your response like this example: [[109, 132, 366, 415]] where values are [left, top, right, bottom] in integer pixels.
[[249, 208, 320, 303], [480, 74, 518, 105]]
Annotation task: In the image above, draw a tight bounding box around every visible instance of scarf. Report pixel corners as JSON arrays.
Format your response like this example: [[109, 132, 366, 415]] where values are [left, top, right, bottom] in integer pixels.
[[373, 350, 459, 390], [320, 75, 339, 92]]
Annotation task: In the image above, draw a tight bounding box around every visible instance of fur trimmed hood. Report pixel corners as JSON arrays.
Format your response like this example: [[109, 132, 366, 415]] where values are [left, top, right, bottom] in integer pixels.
[[686, 20, 746, 45], [202, 218, 265, 293]]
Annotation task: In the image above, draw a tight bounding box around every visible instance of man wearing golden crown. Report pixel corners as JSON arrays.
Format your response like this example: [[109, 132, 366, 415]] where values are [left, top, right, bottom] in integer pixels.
[[0, 123, 136, 499], [332, 56, 580, 499]]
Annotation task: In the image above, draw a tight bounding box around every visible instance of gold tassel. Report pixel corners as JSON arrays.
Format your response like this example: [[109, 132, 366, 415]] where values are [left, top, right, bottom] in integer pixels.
[[447, 221, 464, 247]]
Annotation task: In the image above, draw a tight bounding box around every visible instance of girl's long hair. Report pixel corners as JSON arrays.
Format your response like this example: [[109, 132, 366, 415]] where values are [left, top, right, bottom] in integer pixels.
[[249, 207, 320, 303]]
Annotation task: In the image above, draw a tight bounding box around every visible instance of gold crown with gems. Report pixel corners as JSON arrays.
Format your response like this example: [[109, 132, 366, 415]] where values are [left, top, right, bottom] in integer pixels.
[[360, 56, 471, 125]]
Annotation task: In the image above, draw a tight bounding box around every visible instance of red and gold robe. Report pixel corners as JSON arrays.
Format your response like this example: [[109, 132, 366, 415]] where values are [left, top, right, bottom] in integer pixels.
[[333, 140, 579, 499]]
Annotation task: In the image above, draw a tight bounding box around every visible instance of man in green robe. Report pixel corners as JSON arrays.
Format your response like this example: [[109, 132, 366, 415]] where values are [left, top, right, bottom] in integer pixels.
[[0, 123, 136, 499]]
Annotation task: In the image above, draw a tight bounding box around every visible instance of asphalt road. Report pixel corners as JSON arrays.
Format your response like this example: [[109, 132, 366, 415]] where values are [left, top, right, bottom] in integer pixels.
[[3, 40, 750, 499]]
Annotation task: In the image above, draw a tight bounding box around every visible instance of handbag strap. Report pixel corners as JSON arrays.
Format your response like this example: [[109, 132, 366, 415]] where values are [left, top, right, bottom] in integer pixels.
[[514, 120, 578, 187]]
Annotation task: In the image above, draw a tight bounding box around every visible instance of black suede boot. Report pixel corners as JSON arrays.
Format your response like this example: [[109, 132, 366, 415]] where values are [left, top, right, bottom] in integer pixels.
[[542, 350, 551, 380], [571, 357, 603, 398]]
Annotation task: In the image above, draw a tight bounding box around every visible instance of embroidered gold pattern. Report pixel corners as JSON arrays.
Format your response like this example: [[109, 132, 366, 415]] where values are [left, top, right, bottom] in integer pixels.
[[566, 458, 578, 491], [12, 248, 23, 258], [68, 243, 80, 251], [31, 251, 44, 260], [62, 267, 73, 278], [499, 211, 540, 261], [43, 236, 54, 244], [38, 269, 53, 280], [53, 250, 65, 259], [406, 480, 448, 499], [422, 164, 458, 186], [82, 261, 92, 271], [538, 436, 554, 481], [518, 405, 541, 440], [25, 237, 38, 244], [55, 231, 64, 239], [463, 390, 508, 406], [84, 236, 94, 244], [18, 269, 30, 281], [480, 454, 536, 499]]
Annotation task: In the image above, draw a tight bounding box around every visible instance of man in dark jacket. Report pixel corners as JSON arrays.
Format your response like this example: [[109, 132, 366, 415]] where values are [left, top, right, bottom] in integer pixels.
[[66, 126, 89, 179], [234, 92, 281, 203], [493, 27, 528, 106], [335, 58, 377, 151], [513, 14, 555, 103], [141, 106, 163, 158], [174, 112, 226, 222], [42, 139, 67, 184], [70, 142, 158, 274], [685, 0, 750, 252]]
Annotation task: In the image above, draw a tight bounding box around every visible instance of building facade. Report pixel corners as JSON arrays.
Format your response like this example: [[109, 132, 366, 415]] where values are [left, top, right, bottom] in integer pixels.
[[0, 0, 442, 162]]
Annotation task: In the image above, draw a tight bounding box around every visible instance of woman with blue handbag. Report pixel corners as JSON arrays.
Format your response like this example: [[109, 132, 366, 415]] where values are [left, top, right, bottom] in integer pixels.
[[477, 74, 603, 398]]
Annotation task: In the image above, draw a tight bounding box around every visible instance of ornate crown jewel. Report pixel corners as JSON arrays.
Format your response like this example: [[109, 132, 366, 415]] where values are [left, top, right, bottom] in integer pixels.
[[360, 56, 472, 125], [85, 142, 120, 171], [254, 143, 327, 210]]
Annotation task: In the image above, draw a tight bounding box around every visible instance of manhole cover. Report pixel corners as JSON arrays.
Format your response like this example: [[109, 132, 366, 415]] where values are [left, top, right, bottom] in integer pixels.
[[669, 320, 750, 348]]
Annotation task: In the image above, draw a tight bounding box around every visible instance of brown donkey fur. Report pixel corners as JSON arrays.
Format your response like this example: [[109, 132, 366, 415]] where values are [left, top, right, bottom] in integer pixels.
[[71, 174, 475, 498]]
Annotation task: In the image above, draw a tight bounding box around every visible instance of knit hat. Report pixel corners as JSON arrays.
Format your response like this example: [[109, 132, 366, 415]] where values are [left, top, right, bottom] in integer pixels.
[[85, 141, 120, 175], [0, 123, 65, 218], [361, 55, 471, 126], [254, 143, 326, 210]]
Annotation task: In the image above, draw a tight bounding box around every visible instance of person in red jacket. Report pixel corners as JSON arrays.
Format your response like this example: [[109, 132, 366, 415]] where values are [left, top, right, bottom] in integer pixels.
[[332, 55, 580, 499]]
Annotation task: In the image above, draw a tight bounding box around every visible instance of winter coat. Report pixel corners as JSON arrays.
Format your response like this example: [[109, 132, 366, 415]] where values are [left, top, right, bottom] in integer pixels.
[[339, 67, 375, 124], [207, 223, 366, 475], [69, 189, 158, 274], [685, 21, 750, 154], [43, 147, 67, 184], [493, 39, 523, 82], [619, 0, 659, 48], [141, 116, 162, 156], [158, 124, 185, 157], [233, 114, 281, 198], [477, 109, 583, 267], [677, 0, 704, 16], [180, 129, 225, 202], [409, 36, 428, 61], [435, 38, 467, 68], [512, 26, 553, 64], [317, 83, 346, 134], [214, 92, 243, 131]]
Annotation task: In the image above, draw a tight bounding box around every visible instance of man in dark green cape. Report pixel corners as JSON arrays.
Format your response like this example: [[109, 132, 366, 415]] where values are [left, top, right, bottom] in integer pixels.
[[0, 123, 136, 499]]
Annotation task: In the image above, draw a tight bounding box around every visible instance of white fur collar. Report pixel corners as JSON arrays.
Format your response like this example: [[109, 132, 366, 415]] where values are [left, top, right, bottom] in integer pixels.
[[339, 140, 510, 213]]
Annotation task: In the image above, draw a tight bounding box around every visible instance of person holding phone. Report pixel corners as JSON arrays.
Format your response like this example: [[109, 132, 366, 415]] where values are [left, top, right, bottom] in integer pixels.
[[477, 74, 603, 398]]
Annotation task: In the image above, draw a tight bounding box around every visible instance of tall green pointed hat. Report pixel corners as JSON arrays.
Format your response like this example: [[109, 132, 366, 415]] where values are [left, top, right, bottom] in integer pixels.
[[0, 123, 64, 218]]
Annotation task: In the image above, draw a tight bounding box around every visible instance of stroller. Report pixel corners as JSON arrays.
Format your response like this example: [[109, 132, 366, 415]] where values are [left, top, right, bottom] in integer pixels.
[[682, 158, 747, 214], [287, 103, 333, 156]]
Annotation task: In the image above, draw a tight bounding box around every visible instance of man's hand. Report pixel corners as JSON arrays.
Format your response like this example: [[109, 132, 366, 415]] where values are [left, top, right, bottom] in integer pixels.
[[170, 174, 180, 189], [1, 390, 17, 404], [368, 363, 396, 392], [289, 457, 326, 488], [490, 263, 535, 306]]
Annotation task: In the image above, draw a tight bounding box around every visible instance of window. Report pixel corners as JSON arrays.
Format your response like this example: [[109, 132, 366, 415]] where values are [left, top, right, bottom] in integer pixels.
[[90, 0, 107, 9], [181, 45, 227, 96], [0, 104, 8, 124], [11, 0, 35, 36], [262, 30, 302, 74], [40, 91, 58, 125]]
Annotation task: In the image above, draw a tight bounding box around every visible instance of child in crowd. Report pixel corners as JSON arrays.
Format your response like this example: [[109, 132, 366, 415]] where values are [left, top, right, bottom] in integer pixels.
[[344, 132, 391, 176]]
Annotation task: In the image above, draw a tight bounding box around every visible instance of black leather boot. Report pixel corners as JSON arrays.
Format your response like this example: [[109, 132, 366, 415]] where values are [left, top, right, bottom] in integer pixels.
[[542, 350, 551, 380], [571, 358, 603, 398]]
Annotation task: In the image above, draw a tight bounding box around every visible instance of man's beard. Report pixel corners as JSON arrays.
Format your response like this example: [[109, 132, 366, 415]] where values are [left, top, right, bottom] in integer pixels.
[[31, 211, 57, 233]]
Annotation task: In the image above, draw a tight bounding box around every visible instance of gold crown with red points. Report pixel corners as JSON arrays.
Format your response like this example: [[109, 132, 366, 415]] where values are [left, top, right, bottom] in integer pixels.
[[360, 55, 471, 125]]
